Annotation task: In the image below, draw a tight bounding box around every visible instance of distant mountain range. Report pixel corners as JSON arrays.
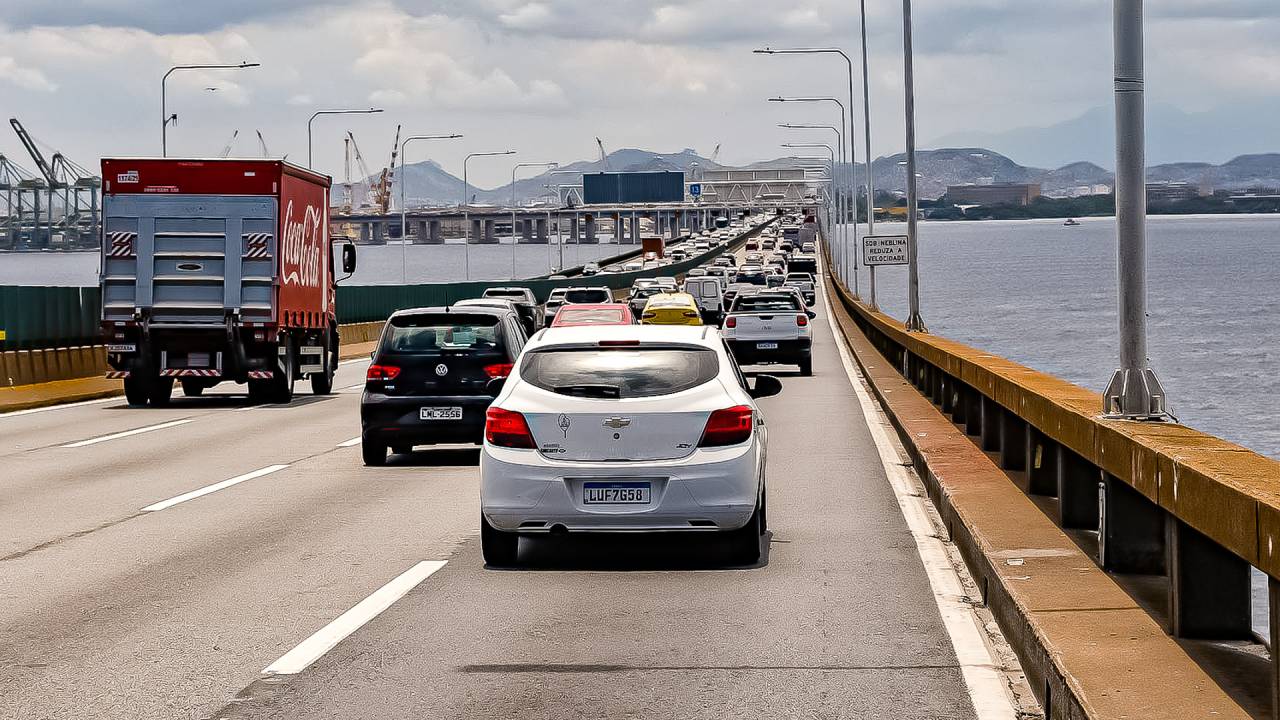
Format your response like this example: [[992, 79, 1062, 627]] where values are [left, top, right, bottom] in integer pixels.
[[933, 101, 1280, 169], [369, 145, 1280, 209]]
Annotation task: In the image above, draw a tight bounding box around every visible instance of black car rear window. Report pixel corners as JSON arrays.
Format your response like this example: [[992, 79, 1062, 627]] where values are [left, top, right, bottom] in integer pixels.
[[382, 314, 502, 353], [565, 289, 611, 303], [733, 296, 800, 313], [521, 347, 718, 399]]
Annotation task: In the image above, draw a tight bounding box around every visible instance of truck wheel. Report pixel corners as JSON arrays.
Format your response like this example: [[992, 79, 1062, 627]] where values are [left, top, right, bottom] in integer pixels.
[[310, 332, 336, 396], [181, 379, 205, 397], [272, 338, 295, 404], [481, 514, 520, 567], [148, 377, 174, 406], [124, 376, 150, 407], [361, 438, 387, 466]]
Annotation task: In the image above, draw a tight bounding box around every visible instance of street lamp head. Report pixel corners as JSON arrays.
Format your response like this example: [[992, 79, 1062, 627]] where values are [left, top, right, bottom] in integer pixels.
[[239, 62, 262, 69], [753, 48, 775, 55]]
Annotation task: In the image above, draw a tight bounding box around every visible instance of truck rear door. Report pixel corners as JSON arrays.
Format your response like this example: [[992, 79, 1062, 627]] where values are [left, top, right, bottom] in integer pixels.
[[102, 195, 277, 326], [728, 296, 804, 341]]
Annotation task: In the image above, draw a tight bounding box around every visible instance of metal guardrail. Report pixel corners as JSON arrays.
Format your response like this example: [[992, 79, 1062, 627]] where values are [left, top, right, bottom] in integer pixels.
[[0, 219, 774, 350], [825, 271, 1280, 715]]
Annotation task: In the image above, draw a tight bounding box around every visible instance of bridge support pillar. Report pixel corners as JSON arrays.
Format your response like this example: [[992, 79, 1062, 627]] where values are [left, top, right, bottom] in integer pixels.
[[429, 220, 442, 244], [521, 218, 533, 242], [1024, 425, 1058, 496], [1057, 447, 1099, 529], [568, 216, 580, 243], [370, 221, 387, 245], [613, 214, 624, 243], [1100, 474, 1165, 574], [979, 396, 1000, 452], [470, 219, 482, 244], [482, 219, 497, 244], [998, 410, 1026, 471], [359, 223, 371, 244], [629, 214, 640, 245], [584, 216, 598, 244], [535, 217, 549, 244], [1167, 518, 1251, 639], [669, 212, 679, 240]]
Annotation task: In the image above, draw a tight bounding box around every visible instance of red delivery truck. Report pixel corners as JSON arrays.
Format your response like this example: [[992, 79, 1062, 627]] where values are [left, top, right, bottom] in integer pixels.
[[99, 158, 356, 406]]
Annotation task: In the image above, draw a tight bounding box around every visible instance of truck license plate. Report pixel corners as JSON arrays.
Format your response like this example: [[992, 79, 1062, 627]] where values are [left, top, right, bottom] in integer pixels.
[[583, 481, 651, 505], [107, 344, 137, 353], [420, 407, 463, 420], [756, 342, 779, 350]]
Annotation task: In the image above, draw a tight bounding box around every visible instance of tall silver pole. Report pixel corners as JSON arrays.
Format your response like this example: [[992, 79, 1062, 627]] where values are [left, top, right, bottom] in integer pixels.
[[859, 0, 878, 308], [902, 0, 925, 332], [1103, 0, 1168, 420], [463, 158, 471, 281]]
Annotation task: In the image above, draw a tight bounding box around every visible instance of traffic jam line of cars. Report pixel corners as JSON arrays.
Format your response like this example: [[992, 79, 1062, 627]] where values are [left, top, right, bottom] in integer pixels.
[[357, 214, 821, 567]]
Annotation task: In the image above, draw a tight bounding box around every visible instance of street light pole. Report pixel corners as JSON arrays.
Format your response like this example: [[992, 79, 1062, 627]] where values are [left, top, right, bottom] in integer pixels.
[[782, 144, 835, 262], [858, 0, 879, 309], [768, 96, 854, 291], [307, 108, 384, 169], [510, 162, 558, 279], [901, 0, 925, 332], [780, 123, 846, 280], [757, 48, 860, 296], [463, 150, 517, 281], [161, 62, 260, 157], [399, 133, 463, 284], [548, 169, 578, 271], [1103, 0, 1169, 420]]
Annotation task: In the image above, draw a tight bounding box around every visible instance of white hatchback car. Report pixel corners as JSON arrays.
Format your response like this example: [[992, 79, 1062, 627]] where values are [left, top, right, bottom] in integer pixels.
[[479, 325, 782, 567]]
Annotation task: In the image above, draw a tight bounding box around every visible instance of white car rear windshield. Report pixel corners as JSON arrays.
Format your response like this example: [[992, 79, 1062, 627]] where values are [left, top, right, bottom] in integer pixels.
[[733, 296, 800, 313], [520, 347, 718, 398]]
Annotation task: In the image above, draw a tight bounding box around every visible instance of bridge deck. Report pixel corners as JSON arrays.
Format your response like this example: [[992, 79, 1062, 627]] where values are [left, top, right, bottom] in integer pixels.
[[0, 289, 986, 719]]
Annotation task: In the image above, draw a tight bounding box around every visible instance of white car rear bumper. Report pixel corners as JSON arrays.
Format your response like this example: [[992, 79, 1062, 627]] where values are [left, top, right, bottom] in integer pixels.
[[480, 441, 761, 533]]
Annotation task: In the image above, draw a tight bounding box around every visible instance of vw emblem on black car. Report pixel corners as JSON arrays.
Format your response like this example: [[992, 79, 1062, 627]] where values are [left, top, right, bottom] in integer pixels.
[[435, 363, 448, 377]]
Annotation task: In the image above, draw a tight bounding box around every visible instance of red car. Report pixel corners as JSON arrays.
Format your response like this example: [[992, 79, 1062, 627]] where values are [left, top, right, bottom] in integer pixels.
[[550, 304, 636, 328]]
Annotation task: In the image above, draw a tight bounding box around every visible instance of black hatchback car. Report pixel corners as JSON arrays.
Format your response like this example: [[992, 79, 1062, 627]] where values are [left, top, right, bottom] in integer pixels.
[[360, 305, 526, 465]]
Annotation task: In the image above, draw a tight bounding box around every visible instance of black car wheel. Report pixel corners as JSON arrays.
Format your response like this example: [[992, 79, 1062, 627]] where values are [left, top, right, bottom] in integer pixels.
[[362, 438, 387, 466], [481, 514, 520, 567]]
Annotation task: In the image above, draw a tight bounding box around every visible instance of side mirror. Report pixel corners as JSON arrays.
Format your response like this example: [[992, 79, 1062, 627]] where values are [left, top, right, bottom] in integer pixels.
[[485, 376, 506, 398], [750, 374, 783, 399], [807, 310, 816, 320], [342, 242, 357, 275]]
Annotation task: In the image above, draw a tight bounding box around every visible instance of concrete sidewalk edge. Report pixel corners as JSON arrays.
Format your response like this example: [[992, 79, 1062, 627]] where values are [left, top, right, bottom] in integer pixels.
[[820, 273, 1253, 719]]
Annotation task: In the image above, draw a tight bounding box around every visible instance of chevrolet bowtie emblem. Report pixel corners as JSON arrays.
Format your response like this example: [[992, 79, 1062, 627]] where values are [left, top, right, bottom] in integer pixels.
[[602, 417, 632, 430]]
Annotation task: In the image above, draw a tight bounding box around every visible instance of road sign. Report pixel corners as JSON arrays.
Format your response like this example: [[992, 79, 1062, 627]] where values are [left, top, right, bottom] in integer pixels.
[[862, 234, 909, 266], [689, 183, 702, 197]]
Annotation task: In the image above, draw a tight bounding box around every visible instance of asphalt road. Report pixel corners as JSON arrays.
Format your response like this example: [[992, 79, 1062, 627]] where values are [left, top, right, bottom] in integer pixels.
[[0, 287, 979, 719]]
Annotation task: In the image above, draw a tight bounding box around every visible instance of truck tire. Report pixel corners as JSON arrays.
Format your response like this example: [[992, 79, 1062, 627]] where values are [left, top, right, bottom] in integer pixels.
[[272, 337, 295, 404], [124, 376, 150, 407], [148, 377, 174, 407], [481, 514, 520, 567], [181, 379, 205, 397], [310, 331, 336, 396]]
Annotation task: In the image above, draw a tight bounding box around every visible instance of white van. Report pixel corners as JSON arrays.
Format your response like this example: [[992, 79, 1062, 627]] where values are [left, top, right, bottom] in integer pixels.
[[683, 276, 725, 324]]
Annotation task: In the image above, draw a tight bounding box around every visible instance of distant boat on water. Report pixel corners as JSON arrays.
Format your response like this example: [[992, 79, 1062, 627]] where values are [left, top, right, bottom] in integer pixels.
[[1063, 218, 1082, 226]]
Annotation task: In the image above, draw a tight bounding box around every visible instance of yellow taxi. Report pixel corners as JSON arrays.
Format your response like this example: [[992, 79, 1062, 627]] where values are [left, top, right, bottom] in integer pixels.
[[640, 292, 704, 326]]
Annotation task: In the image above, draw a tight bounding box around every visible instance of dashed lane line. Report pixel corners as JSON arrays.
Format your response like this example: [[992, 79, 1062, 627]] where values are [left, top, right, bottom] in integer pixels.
[[337, 436, 362, 447], [60, 418, 196, 448], [263, 560, 448, 675], [141, 464, 290, 512]]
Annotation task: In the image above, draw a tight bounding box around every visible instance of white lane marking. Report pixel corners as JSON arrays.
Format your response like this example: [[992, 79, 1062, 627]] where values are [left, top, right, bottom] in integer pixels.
[[822, 284, 1019, 719], [337, 436, 362, 447], [263, 560, 448, 675], [61, 417, 196, 448], [141, 464, 290, 512], [0, 395, 118, 419], [341, 383, 364, 391]]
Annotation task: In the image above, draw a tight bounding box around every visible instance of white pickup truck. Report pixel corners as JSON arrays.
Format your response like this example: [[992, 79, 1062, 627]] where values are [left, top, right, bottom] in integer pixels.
[[721, 291, 815, 376], [784, 272, 816, 306]]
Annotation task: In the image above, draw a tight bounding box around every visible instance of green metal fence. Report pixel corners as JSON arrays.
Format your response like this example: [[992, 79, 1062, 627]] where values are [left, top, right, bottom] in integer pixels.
[[0, 219, 770, 350]]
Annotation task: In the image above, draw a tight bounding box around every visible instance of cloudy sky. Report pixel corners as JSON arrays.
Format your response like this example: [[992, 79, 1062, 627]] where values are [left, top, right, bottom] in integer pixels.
[[0, 0, 1276, 186]]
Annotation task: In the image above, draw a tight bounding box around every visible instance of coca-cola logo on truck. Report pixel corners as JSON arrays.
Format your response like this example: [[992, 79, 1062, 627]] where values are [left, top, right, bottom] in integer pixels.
[[282, 199, 324, 289]]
